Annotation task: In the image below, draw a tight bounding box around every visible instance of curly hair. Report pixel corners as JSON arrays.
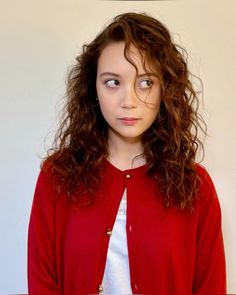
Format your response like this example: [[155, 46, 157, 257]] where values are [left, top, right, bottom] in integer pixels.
[[44, 12, 206, 210]]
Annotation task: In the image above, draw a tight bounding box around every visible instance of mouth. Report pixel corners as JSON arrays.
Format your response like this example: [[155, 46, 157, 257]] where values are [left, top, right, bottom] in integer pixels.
[[118, 117, 140, 125]]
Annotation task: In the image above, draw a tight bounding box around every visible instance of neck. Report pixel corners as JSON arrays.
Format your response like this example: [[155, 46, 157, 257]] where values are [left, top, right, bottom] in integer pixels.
[[107, 130, 146, 170]]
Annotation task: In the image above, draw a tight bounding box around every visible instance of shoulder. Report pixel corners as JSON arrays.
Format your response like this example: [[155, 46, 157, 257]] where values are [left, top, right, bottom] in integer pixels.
[[33, 160, 60, 203], [195, 163, 218, 199], [194, 163, 222, 221]]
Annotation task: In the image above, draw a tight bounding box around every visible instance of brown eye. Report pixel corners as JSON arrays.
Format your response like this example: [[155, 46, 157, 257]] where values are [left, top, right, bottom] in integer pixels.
[[105, 79, 120, 88], [138, 79, 153, 89]]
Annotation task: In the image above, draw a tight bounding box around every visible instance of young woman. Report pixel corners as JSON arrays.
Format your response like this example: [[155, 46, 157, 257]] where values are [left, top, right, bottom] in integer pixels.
[[28, 12, 226, 294]]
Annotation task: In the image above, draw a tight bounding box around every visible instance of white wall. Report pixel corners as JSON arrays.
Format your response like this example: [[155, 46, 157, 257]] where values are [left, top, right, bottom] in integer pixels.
[[0, 0, 235, 293]]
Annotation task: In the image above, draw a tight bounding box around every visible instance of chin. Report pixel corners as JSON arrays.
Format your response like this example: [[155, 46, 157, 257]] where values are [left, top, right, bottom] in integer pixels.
[[118, 133, 143, 141]]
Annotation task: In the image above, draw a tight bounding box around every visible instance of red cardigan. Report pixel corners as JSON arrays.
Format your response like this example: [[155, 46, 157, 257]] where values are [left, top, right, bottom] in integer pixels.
[[28, 160, 226, 294]]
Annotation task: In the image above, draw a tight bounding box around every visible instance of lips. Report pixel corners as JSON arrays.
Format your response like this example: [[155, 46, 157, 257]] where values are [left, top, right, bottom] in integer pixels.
[[119, 117, 139, 121], [118, 117, 140, 125]]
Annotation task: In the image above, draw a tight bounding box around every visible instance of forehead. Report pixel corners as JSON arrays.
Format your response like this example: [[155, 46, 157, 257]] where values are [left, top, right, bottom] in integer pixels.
[[97, 41, 154, 74]]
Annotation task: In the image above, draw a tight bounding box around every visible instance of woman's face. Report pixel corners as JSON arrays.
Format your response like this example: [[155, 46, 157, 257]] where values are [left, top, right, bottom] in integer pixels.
[[96, 41, 162, 143]]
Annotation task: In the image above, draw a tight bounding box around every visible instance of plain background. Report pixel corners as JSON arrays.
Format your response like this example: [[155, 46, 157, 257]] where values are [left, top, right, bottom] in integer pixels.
[[0, 0, 235, 293]]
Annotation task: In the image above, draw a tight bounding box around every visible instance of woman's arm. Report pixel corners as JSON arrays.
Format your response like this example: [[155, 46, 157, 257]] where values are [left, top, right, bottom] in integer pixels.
[[193, 167, 226, 293], [28, 169, 60, 294]]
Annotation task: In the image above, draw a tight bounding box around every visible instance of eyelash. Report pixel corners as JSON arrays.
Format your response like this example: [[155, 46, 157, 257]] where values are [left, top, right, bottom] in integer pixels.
[[139, 79, 153, 88], [104, 79, 153, 89], [105, 79, 119, 88]]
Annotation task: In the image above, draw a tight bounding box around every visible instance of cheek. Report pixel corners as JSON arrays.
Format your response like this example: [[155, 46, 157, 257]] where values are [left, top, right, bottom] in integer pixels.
[[149, 108, 159, 122], [97, 98, 115, 122], [144, 99, 161, 124], [145, 96, 161, 114], [98, 97, 113, 111], [146, 86, 162, 107]]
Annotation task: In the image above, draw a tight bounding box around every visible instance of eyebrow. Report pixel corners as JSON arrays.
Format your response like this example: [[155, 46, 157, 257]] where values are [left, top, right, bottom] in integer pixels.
[[99, 72, 156, 78]]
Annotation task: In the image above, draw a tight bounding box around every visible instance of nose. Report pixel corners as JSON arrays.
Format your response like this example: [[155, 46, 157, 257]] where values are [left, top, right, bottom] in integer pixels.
[[120, 85, 138, 109]]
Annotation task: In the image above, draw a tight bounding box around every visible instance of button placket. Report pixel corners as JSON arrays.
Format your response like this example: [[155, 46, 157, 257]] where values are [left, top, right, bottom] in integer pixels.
[[124, 170, 137, 294]]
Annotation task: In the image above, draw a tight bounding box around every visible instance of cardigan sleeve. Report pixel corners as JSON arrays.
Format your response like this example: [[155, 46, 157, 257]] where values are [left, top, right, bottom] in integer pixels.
[[193, 166, 226, 293], [27, 169, 60, 294]]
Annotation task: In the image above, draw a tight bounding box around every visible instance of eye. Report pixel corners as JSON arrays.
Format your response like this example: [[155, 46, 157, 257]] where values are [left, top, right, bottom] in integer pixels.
[[138, 79, 153, 89], [105, 79, 120, 88]]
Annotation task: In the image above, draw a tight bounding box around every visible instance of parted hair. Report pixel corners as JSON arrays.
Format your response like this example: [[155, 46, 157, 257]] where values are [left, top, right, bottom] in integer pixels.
[[44, 12, 206, 210]]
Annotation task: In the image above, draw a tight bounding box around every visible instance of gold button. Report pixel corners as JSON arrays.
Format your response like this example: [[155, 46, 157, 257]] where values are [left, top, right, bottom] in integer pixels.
[[126, 174, 131, 179], [98, 284, 103, 293], [106, 228, 112, 236]]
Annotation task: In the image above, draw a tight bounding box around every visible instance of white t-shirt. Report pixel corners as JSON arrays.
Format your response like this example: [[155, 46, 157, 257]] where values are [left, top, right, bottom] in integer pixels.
[[101, 188, 133, 294]]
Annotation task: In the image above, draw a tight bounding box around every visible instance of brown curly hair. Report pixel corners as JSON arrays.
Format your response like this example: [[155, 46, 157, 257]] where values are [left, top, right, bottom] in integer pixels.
[[44, 12, 206, 210]]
